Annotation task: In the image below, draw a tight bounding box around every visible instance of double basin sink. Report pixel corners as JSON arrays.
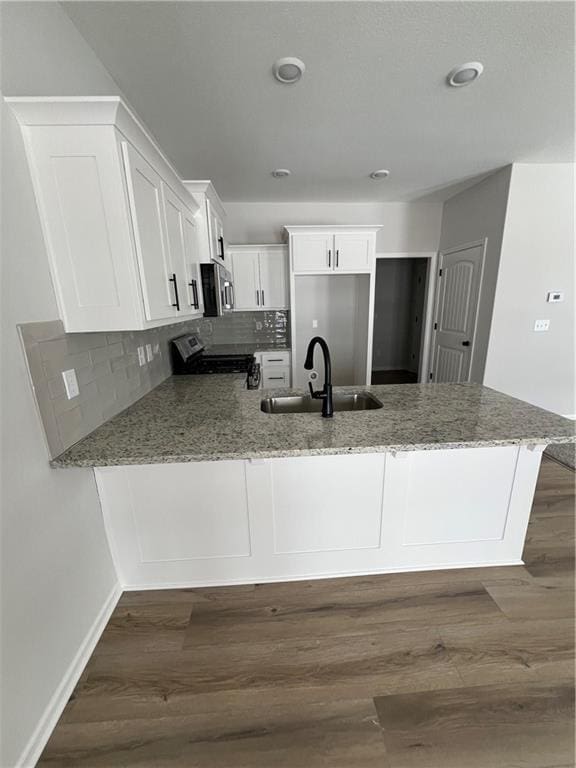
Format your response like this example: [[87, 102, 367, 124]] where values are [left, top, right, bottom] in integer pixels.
[[261, 392, 383, 414]]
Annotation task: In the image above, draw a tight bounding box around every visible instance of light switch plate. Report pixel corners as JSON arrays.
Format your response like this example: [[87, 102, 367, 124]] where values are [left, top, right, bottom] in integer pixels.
[[137, 346, 146, 366], [62, 369, 79, 399], [146, 343, 153, 362], [547, 291, 564, 303], [534, 319, 550, 332]]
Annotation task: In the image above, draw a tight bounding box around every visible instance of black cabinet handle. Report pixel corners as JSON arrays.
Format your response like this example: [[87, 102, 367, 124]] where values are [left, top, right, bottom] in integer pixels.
[[336, 249, 339, 267], [218, 236, 225, 259], [261, 289, 265, 306], [328, 249, 331, 267], [462, 340, 470, 347], [188, 279, 199, 309], [256, 290, 260, 306], [169, 273, 180, 311]]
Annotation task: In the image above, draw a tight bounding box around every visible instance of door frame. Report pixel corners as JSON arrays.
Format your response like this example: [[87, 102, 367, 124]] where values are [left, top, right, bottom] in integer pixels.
[[428, 238, 487, 383], [375, 251, 437, 383]]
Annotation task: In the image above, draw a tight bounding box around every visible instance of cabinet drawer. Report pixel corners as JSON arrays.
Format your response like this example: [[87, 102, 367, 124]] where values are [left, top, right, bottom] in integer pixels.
[[261, 351, 291, 367], [262, 366, 291, 388]]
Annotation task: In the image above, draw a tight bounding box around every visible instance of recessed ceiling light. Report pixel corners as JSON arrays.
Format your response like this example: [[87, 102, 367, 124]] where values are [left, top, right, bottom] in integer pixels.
[[273, 57, 305, 84], [272, 168, 291, 178], [370, 169, 390, 180], [447, 62, 484, 87]]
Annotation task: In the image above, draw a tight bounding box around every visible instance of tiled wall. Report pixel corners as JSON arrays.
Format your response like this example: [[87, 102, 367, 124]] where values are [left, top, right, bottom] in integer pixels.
[[210, 310, 290, 346], [19, 310, 289, 459]]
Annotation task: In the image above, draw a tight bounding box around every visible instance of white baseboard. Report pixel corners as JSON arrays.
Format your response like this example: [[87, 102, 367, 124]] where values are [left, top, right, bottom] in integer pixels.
[[16, 582, 121, 768]]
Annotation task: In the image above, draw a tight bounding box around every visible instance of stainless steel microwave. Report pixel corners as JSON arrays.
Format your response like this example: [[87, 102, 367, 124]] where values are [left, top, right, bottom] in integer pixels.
[[200, 262, 234, 316]]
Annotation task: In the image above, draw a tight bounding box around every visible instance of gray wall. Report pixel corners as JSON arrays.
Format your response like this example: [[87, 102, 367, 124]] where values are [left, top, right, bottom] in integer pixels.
[[1, 4, 121, 765], [484, 164, 575, 416], [438, 166, 513, 383], [225, 201, 442, 252]]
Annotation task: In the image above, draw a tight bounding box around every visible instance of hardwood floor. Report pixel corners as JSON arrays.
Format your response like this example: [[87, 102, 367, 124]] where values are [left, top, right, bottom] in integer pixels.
[[38, 458, 575, 767]]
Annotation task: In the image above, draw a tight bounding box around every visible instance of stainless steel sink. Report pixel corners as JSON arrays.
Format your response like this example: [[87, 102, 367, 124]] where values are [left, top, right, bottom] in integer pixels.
[[260, 392, 383, 414]]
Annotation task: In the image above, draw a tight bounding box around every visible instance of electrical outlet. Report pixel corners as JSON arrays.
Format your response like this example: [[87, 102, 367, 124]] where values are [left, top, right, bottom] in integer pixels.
[[153, 343, 160, 355], [312, 319, 318, 328], [137, 346, 146, 366], [146, 343, 153, 362], [534, 319, 550, 332], [255, 321, 263, 331], [62, 369, 79, 399]]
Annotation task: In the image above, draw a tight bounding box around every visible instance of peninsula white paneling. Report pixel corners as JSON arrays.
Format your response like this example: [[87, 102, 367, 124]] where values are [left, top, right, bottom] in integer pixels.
[[95, 444, 544, 591], [270, 454, 384, 553], [126, 462, 251, 562]]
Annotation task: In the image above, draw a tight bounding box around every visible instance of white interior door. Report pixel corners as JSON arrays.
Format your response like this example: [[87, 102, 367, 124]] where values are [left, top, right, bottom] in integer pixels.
[[334, 233, 372, 272], [291, 234, 333, 273], [259, 250, 289, 309], [122, 143, 176, 321], [231, 250, 261, 309], [431, 243, 484, 382]]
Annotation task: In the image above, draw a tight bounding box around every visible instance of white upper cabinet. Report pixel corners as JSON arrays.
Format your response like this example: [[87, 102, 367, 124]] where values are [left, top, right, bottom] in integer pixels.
[[181, 209, 203, 314], [334, 233, 373, 272], [231, 250, 260, 309], [123, 143, 177, 321], [182, 181, 227, 268], [7, 97, 203, 332], [230, 246, 289, 310], [287, 226, 381, 275], [291, 233, 333, 273], [258, 248, 289, 309]]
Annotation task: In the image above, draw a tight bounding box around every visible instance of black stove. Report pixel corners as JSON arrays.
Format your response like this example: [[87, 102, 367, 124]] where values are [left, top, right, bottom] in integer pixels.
[[170, 335, 260, 388]]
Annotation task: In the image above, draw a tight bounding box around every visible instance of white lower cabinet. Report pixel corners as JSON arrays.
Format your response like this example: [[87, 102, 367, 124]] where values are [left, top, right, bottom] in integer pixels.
[[255, 349, 292, 388], [95, 444, 543, 589]]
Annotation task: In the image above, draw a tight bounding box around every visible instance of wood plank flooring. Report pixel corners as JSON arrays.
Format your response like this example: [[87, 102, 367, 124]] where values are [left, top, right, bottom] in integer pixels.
[[38, 458, 575, 767]]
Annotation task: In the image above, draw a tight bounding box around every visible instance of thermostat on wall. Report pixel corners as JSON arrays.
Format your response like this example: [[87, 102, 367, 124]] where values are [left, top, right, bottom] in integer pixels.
[[547, 291, 564, 303]]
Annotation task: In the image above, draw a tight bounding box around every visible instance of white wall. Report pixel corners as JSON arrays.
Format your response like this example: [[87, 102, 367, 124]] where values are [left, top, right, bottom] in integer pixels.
[[484, 164, 575, 416], [1, 4, 121, 765], [438, 166, 513, 382], [225, 202, 443, 253]]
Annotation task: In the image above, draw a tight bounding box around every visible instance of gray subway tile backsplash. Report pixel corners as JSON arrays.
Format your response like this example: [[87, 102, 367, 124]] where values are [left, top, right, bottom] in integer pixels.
[[19, 309, 289, 459]]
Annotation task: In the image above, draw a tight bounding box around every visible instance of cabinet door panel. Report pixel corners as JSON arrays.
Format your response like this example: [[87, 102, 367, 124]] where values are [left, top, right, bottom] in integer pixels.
[[334, 234, 373, 272], [162, 184, 190, 316], [122, 143, 176, 321], [259, 250, 289, 308], [182, 210, 203, 314], [231, 251, 260, 310], [24, 126, 140, 331], [292, 234, 333, 273]]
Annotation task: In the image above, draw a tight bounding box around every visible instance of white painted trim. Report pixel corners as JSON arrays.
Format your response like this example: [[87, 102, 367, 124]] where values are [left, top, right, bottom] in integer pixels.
[[182, 180, 226, 220], [285, 224, 382, 234], [15, 582, 121, 768]]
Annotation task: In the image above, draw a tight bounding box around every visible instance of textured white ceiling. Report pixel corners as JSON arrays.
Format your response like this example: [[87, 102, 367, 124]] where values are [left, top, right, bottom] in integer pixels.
[[62, 1, 575, 202]]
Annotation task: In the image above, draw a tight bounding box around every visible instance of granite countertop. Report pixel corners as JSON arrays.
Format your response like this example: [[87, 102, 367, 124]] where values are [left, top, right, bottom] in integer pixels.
[[51, 377, 576, 468]]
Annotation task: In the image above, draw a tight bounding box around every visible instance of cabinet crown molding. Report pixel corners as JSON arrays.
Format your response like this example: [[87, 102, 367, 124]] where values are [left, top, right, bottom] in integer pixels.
[[6, 95, 199, 216], [284, 225, 383, 234], [182, 180, 226, 221]]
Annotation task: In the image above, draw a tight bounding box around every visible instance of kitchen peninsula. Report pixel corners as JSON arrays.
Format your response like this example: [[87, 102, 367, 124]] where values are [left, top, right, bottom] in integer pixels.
[[53, 376, 575, 590]]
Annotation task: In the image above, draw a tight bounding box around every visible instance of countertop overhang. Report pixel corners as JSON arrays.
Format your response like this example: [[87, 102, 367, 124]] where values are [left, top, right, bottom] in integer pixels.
[[51, 376, 576, 468]]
